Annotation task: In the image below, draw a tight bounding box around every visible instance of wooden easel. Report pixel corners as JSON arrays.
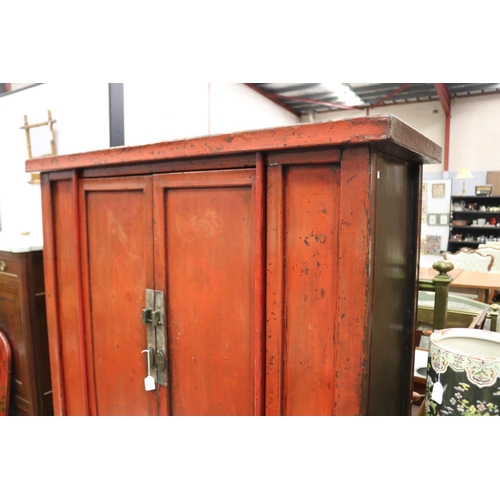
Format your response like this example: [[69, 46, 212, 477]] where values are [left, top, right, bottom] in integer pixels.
[[20, 110, 57, 184]]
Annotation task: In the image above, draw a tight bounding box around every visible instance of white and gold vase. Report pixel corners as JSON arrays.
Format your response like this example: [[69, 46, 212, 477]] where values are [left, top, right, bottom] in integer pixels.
[[425, 328, 500, 416]]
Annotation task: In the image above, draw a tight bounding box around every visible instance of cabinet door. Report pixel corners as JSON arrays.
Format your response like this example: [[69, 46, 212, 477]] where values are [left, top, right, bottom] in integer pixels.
[[153, 169, 263, 415], [80, 177, 158, 415]]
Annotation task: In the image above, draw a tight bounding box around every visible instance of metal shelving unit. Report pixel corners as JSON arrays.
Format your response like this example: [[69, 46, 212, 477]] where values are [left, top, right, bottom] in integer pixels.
[[449, 195, 500, 251]]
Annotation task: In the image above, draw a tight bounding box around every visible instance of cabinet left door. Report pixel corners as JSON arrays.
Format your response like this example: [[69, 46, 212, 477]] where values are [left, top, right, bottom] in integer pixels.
[[44, 175, 159, 415], [79, 177, 159, 415]]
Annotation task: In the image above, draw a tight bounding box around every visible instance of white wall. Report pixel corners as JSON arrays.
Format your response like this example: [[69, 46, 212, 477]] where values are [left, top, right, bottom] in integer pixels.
[[421, 179, 452, 252], [449, 93, 500, 173], [123, 83, 299, 145], [2, 83, 500, 237], [306, 92, 500, 178], [208, 83, 300, 134], [0, 83, 299, 234], [124, 82, 210, 145], [0, 83, 110, 234], [309, 100, 447, 174]]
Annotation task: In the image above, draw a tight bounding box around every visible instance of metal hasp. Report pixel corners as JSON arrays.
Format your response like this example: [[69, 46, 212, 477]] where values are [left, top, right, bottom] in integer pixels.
[[142, 308, 162, 326], [142, 289, 167, 387]]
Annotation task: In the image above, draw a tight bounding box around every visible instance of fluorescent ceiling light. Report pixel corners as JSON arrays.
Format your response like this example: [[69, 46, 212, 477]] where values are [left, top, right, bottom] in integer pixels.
[[323, 83, 365, 106]]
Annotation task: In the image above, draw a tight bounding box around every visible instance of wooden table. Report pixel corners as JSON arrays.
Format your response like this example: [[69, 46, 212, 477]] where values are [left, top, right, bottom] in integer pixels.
[[448, 270, 500, 303], [420, 266, 500, 303], [419, 267, 463, 281]]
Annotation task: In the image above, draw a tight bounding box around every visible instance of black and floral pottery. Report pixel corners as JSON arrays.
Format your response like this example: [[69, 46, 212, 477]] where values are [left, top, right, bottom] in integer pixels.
[[425, 328, 500, 416]]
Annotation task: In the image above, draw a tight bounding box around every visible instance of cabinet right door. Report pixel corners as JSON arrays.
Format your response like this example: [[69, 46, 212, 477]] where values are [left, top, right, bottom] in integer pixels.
[[153, 169, 263, 416]]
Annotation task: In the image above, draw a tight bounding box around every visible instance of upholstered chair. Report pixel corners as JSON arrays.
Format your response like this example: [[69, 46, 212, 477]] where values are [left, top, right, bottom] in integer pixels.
[[443, 248, 494, 273], [477, 245, 500, 273]]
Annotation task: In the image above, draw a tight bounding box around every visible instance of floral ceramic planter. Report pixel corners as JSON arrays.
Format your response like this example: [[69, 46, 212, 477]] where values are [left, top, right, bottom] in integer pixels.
[[425, 328, 500, 416]]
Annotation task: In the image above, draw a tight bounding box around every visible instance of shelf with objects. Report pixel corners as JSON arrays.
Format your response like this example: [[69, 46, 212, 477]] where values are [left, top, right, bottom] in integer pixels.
[[448, 195, 500, 251]]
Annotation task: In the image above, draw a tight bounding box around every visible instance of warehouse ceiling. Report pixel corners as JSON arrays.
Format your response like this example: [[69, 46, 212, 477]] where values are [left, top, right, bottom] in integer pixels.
[[246, 83, 500, 117], [3, 83, 500, 119]]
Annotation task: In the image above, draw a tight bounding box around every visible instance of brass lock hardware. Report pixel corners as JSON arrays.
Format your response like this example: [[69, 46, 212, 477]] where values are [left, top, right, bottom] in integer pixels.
[[0, 261, 6, 272]]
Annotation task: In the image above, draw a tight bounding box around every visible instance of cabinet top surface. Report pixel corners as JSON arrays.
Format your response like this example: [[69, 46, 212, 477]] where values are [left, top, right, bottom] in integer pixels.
[[26, 115, 442, 174]]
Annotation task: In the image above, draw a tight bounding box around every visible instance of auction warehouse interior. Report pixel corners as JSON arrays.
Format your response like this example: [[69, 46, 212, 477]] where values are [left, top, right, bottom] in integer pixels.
[[2, 82, 500, 417]]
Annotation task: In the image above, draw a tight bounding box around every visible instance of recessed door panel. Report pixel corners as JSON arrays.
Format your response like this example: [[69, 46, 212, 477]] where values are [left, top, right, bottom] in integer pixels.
[[283, 165, 339, 415], [154, 170, 259, 415], [82, 177, 156, 416]]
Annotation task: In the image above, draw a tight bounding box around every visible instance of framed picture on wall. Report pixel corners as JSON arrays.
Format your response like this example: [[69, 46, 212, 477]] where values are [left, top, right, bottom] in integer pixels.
[[422, 193, 427, 202], [428, 214, 437, 226], [438, 214, 449, 226], [426, 235, 442, 255], [432, 183, 445, 198], [423, 182, 428, 192]]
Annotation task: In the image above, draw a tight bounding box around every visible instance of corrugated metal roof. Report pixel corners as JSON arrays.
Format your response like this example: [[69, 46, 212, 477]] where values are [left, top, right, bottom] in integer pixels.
[[249, 83, 500, 116]]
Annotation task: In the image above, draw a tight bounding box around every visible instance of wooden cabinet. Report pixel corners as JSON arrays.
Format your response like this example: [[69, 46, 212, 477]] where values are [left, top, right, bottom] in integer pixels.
[[449, 195, 500, 251], [0, 249, 53, 415], [27, 115, 441, 416]]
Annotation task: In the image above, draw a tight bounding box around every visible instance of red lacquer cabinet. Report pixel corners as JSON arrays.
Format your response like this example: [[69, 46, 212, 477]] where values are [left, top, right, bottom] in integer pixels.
[[27, 115, 441, 416]]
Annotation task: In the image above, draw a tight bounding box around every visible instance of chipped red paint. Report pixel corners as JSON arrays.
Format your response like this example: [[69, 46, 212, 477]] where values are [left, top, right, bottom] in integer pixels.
[[26, 115, 441, 174], [35, 115, 441, 416]]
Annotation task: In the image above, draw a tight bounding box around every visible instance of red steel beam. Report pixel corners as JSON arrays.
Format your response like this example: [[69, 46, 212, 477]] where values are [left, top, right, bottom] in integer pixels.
[[434, 83, 451, 116], [434, 84, 451, 171], [370, 83, 410, 108], [443, 113, 451, 172], [272, 94, 360, 110], [244, 84, 301, 117], [275, 84, 415, 111], [247, 83, 419, 115]]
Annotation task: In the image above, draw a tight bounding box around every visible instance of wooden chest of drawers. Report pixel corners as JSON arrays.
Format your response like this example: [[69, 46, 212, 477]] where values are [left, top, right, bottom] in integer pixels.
[[0, 249, 53, 415]]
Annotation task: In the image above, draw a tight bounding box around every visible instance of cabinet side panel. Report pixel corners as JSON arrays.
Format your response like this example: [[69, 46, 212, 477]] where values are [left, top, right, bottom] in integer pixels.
[[368, 153, 420, 415], [283, 165, 339, 416], [336, 148, 374, 416], [52, 180, 87, 415], [31, 249, 52, 414], [34, 294, 53, 415]]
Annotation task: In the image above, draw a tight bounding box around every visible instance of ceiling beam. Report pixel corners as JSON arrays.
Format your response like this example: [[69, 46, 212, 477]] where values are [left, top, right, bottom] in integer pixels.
[[271, 94, 360, 110], [434, 84, 451, 171], [369, 83, 410, 108], [434, 83, 451, 116], [244, 84, 301, 117]]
